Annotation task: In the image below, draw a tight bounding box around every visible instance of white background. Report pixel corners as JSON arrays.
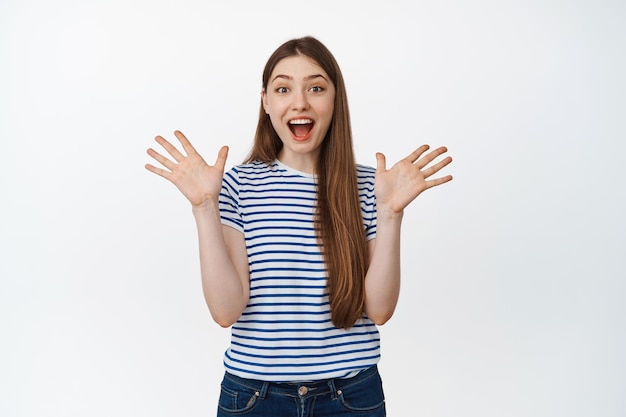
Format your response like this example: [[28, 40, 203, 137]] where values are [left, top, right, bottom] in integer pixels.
[[1, 1, 625, 416]]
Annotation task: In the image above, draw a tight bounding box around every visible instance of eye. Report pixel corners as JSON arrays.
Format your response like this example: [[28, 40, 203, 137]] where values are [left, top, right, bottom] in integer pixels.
[[276, 86, 289, 94], [310, 86, 324, 93]]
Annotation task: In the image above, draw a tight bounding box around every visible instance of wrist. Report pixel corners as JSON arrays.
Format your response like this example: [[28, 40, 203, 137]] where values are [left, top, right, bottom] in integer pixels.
[[376, 204, 404, 221], [192, 199, 220, 215]]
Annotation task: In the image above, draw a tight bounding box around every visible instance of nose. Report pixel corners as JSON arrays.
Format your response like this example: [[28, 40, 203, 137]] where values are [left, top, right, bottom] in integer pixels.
[[292, 89, 310, 111]]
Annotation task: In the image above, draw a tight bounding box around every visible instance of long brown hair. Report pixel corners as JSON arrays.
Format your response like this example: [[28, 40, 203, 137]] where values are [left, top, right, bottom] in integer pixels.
[[244, 36, 368, 329]]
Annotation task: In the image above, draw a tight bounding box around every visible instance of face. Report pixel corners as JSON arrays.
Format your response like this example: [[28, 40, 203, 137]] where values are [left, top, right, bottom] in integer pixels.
[[262, 55, 335, 173]]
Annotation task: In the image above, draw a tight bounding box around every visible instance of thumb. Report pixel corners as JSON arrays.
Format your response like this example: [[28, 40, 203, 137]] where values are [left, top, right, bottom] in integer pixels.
[[375, 152, 386, 173], [214, 146, 229, 171]]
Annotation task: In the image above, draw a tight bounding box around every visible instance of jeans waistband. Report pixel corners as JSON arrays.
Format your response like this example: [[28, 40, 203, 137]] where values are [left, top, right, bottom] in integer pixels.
[[223, 365, 380, 399]]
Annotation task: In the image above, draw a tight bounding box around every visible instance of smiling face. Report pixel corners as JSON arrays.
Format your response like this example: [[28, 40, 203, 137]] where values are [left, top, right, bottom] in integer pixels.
[[262, 55, 336, 173]]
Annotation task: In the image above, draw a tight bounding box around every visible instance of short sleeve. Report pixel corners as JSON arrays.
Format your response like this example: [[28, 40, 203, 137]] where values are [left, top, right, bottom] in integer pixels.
[[357, 165, 377, 241], [219, 167, 243, 232]]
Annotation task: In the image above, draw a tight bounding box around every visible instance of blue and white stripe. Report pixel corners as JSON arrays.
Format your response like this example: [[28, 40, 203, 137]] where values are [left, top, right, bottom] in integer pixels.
[[219, 159, 378, 382]]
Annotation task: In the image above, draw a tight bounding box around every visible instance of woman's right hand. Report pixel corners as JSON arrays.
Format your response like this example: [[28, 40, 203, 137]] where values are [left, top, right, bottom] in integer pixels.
[[145, 130, 229, 207]]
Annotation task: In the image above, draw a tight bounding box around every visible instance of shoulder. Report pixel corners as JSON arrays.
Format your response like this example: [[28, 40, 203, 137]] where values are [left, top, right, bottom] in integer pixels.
[[356, 164, 375, 176], [225, 160, 303, 189], [226, 160, 270, 175], [356, 164, 376, 189], [224, 160, 274, 181]]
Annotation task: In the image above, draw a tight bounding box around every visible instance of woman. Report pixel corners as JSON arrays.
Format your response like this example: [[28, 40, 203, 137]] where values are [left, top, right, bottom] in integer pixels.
[[146, 36, 452, 417]]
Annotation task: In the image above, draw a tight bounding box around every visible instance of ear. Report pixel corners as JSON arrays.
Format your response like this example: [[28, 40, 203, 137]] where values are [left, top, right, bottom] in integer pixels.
[[261, 88, 269, 114]]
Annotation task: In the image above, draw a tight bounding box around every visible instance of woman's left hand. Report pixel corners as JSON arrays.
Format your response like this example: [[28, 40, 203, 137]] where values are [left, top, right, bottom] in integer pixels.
[[375, 145, 453, 214]]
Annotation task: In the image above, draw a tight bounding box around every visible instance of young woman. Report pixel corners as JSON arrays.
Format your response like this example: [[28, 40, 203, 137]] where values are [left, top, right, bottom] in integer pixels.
[[146, 36, 452, 417]]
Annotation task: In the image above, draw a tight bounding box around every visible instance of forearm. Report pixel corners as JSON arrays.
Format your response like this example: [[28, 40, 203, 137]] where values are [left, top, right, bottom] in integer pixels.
[[192, 202, 249, 327], [364, 206, 403, 325]]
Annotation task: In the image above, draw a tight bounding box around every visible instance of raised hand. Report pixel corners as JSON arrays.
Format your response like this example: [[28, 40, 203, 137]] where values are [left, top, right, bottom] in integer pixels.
[[375, 145, 453, 213], [145, 130, 229, 207]]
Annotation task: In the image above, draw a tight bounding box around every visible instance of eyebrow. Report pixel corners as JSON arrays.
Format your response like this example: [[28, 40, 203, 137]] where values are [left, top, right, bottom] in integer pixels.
[[270, 74, 328, 83]]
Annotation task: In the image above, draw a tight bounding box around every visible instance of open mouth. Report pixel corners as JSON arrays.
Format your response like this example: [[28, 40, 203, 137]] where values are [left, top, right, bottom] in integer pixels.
[[288, 119, 314, 138]]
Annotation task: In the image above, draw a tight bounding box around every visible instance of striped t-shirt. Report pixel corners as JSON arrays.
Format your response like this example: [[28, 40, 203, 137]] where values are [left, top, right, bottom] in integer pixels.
[[218, 159, 380, 382]]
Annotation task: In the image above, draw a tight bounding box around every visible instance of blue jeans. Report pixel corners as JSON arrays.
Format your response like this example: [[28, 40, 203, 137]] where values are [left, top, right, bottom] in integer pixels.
[[216, 365, 386, 417]]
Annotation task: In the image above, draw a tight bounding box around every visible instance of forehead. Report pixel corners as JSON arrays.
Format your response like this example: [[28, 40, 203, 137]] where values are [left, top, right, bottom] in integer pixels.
[[270, 55, 329, 80]]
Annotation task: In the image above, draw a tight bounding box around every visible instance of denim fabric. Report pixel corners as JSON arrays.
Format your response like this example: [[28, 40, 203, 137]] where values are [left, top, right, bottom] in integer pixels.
[[216, 365, 386, 417]]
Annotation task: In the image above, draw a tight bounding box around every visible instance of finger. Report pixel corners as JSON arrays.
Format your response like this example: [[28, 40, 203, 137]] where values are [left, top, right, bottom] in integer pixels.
[[375, 152, 387, 173], [405, 145, 430, 163], [214, 146, 229, 171], [146, 147, 177, 171], [155, 135, 186, 162], [425, 174, 454, 190], [415, 146, 448, 170], [145, 163, 172, 180], [421, 156, 453, 179], [174, 130, 199, 157]]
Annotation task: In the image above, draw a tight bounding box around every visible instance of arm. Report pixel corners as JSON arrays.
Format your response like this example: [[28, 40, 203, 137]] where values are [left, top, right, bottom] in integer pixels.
[[363, 145, 453, 325], [192, 205, 250, 327], [145, 131, 249, 327], [363, 209, 403, 325]]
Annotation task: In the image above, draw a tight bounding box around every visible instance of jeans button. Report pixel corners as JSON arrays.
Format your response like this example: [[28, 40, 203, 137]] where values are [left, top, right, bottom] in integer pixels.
[[298, 386, 308, 396]]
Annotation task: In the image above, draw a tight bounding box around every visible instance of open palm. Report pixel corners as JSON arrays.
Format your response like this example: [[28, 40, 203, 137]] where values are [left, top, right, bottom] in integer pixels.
[[145, 130, 229, 207], [375, 145, 453, 213]]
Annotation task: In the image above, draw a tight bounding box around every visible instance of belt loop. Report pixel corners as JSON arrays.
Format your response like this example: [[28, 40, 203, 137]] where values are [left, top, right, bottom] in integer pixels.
[[258, 381, 270, 399], [327, 378, 339, 400]]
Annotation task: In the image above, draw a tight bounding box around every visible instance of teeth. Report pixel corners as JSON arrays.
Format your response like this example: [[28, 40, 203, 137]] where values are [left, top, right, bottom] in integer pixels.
[[289, 119, 313, 125]]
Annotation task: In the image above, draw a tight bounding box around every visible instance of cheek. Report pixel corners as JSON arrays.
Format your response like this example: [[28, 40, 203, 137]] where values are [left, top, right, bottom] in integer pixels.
[[321, 103, 335, 125], [266, 97, 286, 117], [322, 97, 335, 118], [268, 114, 286, 135]]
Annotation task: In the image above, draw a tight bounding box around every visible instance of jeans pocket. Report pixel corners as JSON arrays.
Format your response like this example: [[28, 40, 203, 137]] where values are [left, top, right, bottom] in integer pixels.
[[217, 382, 259, 415], [337, 372, 386, 413]]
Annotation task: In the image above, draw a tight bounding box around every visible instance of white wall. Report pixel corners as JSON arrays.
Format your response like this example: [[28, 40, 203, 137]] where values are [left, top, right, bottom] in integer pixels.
[[1, 1, 624, 416]]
